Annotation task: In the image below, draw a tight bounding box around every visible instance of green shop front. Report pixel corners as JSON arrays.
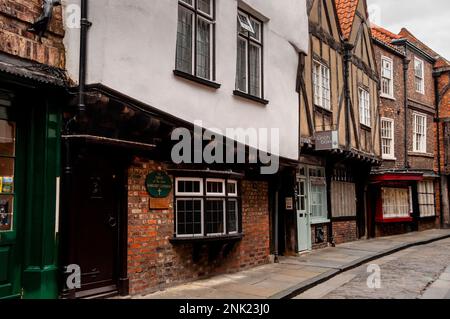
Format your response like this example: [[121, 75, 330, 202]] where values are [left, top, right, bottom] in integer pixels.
[[0, 57, 64, 299]]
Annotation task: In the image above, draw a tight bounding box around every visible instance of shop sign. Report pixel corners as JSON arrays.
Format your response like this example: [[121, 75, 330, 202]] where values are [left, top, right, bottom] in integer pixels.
[[315, 131, 339, 151]]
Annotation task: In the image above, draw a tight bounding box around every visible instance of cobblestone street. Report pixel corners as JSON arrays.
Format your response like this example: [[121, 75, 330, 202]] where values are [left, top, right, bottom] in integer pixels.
[[295, 238, 450, 299]]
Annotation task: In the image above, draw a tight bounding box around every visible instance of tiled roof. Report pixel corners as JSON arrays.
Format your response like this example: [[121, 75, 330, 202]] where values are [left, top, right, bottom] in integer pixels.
[[370, 24, 405, 55], [335, 0, 359, 39]]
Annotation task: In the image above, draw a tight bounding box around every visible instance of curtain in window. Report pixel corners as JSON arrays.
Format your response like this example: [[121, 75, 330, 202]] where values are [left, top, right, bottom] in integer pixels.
[[176, 7, 193, 74], [382, 188, 410, 219], [418, 181, 435, 217]]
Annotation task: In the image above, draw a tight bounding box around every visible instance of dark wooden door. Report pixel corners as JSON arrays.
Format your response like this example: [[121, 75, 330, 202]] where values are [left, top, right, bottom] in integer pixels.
[[69, 146, 124, 296]]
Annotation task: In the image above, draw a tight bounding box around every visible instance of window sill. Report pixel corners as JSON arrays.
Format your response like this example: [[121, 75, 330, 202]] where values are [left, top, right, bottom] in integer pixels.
[[408, 152, 433, 158], [360, 124, 372, 132], [314, 105, 333, 116], [376, 216, 413, 223], [173, 70, 221, 89], [169, 234, 244, 244], [311, 219, 331, 225], [380, 94, 396, 101], [233, 90, 269, 105], [382, 156, 397, 161]]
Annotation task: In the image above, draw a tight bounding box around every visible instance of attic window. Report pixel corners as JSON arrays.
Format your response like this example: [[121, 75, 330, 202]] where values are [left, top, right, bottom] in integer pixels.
[[238, 12, 255, 33]]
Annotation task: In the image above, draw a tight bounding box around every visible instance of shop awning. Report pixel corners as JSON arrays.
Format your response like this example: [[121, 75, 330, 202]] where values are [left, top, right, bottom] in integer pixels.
[[370, 172, 424, 183]]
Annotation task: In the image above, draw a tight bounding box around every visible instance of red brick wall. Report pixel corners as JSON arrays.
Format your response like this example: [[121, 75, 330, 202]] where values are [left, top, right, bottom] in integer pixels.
[[127, 158, 270, 296], [0, 0, 65, 68], [332, 220, 357, 245]]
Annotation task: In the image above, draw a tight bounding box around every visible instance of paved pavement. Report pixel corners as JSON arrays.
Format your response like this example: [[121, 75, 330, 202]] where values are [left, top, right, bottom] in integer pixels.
[[136, 229, 450, 299], [295, 238, 450, 299]]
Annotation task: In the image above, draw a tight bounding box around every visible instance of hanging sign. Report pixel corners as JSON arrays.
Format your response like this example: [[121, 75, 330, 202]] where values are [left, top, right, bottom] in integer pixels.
[[145, 171, 172, 198], [315, 131, 339, 151]]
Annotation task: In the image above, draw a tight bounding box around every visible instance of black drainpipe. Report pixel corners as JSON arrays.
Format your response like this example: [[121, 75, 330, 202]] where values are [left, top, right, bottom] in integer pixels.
[[402, 48, 410, 170], [343, 42, 353, 151], [434, 71, 444, 227], [78, 0, 91, 114]]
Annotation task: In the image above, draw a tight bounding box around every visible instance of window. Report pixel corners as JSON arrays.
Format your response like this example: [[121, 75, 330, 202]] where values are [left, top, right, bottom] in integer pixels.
[[308, 167, 328, 222], [381, 57, 394, 98], [313, 61, 331, 110], [359, 88, 371, 127], [418, 181, 435, 217], [176, 0, 215, 80], [414, 57, 425, 94], [236, 10, 263, 98], [413, 113, 427, 153], [331, 181, 356, 218], [381, 118, 395, 159], [382, 187, 412, 219], [0, 119, 15, 232], [175, 177, 240, 237]]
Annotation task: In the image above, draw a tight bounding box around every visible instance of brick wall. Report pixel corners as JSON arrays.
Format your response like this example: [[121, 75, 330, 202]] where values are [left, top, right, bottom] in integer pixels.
[[311, 224, 328, 250], [127, 158, 270, 296], [332, 220, 357, 245], [0, 0, 65, 68]]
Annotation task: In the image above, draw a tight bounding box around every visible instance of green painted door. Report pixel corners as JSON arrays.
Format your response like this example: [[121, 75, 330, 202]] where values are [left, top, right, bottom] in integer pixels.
[[0, 92, 21, 299]]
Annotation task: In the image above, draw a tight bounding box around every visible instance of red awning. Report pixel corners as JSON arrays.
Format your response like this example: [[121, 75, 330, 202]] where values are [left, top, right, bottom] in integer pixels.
[[370, 173, 424, 183]]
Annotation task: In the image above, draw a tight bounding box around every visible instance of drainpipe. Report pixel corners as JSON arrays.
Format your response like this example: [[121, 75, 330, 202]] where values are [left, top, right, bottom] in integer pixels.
[[403, 53, 411, 170], [78, 0, 91, 114], [434, 71, 444, 227], [343, 42, 354, 151]]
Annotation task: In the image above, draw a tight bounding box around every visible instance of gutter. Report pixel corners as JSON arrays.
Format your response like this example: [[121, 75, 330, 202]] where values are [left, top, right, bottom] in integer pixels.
[[78, 0, 91, 114], [402, 43, 410, 170], [434, 70, 444, 227]]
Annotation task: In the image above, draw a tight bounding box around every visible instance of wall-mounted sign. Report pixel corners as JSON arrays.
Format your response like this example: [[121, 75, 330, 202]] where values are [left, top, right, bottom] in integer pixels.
[[315, 131, 339, 151], [145, 171, 172, 198], [285, 197, 294, 211]]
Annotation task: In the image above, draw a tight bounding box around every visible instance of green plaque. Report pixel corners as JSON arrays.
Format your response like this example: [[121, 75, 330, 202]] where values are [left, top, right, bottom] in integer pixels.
[[146, 171, 172, 198]]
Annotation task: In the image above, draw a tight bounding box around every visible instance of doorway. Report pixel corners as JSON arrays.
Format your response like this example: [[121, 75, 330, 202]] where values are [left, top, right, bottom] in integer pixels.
[[62, 144, 128, 298]]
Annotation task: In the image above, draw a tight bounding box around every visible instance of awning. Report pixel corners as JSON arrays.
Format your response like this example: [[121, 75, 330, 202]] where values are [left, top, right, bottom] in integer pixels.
[[0, 53, 66, 87], [370, 172, 424, 183]]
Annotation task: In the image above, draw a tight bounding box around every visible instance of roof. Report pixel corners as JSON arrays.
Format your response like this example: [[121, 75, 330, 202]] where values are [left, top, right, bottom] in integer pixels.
[[0, 53, 66, 87], [370, 24, 405, 56], [335, 0, 359, 39], [398, 28, 450, 66]]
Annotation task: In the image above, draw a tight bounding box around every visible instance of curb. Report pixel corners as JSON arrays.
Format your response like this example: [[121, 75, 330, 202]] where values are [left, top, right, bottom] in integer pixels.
[[269, 232, 450, 299]]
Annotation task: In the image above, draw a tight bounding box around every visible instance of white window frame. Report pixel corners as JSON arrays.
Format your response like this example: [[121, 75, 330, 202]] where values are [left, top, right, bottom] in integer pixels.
[[413, 112, 427, 153], [227, 180, 238, 197], [418, 180, 436, 218], [227, 198, 239, 234], [313, 60, 331, 110], [381, 117, 395, 160], [206, 178, 226, 196], [205, 198, 226, 236], [359, 88, 371, 127], [175, 177, 204, 196], [175, 198, 204, 238], [382, 187, 413, 219], [308, 167, 329, 224], [414, 57, 425, 94], [381, 56, 394, 98]]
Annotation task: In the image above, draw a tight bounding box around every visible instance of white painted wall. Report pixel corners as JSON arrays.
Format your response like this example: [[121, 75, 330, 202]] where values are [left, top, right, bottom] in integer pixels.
[[63, 0, 309, 160]]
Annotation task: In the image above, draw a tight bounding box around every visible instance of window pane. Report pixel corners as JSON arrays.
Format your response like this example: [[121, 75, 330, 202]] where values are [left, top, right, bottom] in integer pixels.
[[0, 195, 13, 232], [180, 0, 193, 6], [236, 37, 247, 92], [176, 6, 193, 74], [250, 18, 261, 41], [177, 179, 202, 195], [206, 180, 224, 195], [196, 17, 211, 79], [227, 181, 237, 196], [382, 188, 410, 218], [205, 199, 225, 234], [176, 199, 202, 236], [0, 120, 15, 157], [227, 200, 238, 233], [249, 44, 261, 97], [197, 0, 211, 15]]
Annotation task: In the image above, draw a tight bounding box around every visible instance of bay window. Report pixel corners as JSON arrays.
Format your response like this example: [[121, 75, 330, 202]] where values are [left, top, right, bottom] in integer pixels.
[[175, 177, 240, 237], [382, 187, 412, 219], [176, 0, 215, 80]]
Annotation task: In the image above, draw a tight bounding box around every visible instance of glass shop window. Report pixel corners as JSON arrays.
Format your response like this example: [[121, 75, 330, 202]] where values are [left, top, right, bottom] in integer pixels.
[[0, 120, 15, 232]]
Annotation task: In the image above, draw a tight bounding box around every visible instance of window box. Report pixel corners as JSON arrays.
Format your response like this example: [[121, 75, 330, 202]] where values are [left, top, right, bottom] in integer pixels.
[[233, 90, 269, 105], [173, 70, 221, 89]]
